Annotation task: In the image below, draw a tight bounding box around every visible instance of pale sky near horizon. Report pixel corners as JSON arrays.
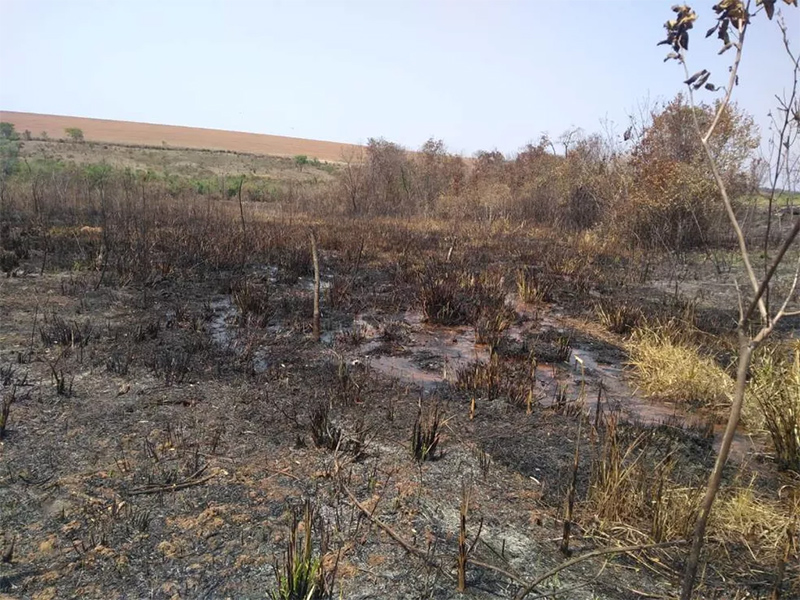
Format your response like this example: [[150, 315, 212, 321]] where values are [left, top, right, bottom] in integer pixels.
[[0, 0, 795, 155]]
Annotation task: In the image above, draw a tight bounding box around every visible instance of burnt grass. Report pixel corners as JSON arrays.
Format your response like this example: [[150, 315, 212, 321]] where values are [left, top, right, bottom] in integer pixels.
[[0, 218, 798, 600]]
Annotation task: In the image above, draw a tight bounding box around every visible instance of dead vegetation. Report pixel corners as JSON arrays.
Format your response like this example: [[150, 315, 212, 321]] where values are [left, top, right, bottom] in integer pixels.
[[627, 323, 735, 411], [0, 186, 796, 597], [0, 23, 799, 596], [410, 402, 442, 462], [748, 344, 800, 472]]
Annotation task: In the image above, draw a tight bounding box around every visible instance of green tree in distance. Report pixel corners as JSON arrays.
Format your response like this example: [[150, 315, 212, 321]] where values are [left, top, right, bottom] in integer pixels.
[[65, 127, 84, 142]]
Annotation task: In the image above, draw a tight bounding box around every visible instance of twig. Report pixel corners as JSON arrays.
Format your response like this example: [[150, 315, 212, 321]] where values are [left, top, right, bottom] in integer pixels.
[[266, 467, 302, 482], [762, 15, 799, 276], [17, 472, 54, 486], [561, 418, 582, 555], [621, 587, 675, 599], [479, 537, 512, 564], [752, 219, 800, 343], [342, 483, 453, 581], [128, 466, 215, 495], [466, 557, 527, 586], [682, 26, 767, 321], [344, 482, 532, 588], [513, 539, 688, 600], [747, 217, 800, 327], [128, 473, 215, 495], [520, 557, 609, 600], [524, 579, 593, 600]]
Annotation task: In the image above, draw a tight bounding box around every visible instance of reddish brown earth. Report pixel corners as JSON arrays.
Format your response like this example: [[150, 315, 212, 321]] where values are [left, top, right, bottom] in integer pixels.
[[0, 111, 362, 162]]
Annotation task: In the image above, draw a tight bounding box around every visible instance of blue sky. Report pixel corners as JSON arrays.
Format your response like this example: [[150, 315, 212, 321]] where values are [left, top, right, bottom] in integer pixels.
[[0, 0, 795, 155]]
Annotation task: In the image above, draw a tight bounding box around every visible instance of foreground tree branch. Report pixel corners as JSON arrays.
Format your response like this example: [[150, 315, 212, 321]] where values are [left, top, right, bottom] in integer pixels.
[[659, 3, 800, 598]]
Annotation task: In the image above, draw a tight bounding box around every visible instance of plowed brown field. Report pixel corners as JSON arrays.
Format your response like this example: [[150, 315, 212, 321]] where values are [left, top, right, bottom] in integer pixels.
[[0, 110, 361, 162]]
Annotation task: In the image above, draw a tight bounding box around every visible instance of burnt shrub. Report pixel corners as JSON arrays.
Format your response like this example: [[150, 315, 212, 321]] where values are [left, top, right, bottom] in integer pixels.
[[232, 279, 272, 327], [40, 312, 94, 348]]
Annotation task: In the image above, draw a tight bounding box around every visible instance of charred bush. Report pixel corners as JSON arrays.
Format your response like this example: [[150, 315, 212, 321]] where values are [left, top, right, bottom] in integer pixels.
[[232, 279, 273, 327], [39, 312, 94, 348]]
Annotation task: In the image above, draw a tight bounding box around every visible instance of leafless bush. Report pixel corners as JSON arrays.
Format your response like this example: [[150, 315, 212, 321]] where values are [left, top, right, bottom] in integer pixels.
[[308, 401, 366, 458], [419, 263, 511, 329], [337, 323, 366, 347], [276, 244, 313, 283], [134, 318, 160, 342], [0, 363, 19, 386], [327, 274, 350, 309], [45, 357, 73, 397], [0, 250, 19, 277], [379, 320, 404, 343]]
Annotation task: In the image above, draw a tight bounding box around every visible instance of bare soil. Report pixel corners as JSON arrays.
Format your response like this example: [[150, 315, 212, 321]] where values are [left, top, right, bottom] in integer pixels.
[[0, 112, 361, 163], [2, 228, 794, 599]]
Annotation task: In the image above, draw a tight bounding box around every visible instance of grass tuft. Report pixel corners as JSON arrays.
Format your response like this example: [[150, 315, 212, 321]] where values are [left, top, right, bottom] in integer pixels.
[[419, 272, 471, 325], [309, 402, 342, 451], [710, 485, 799, 567], [270, 500, 332, 600], [748, 344, 800, 471], [595, 300, 642, 335], [0, 386, 19, 439], [232, 279, 272, 327], [411, 403, 441, 461], [627, 325, 733, 410], [516, 267, 553, 305], [39, 312, 94, 347]]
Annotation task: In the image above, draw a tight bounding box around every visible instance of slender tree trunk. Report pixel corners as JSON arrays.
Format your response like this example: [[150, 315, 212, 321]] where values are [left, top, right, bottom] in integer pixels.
[[237, 176, 246, 237], [310, 229, 321, 342], [681, 338, 754, 599], [561, 419, 582, 556], [95, 184, 110, 290], [673, 11, 800, 597], [0, 182, 5, 248]]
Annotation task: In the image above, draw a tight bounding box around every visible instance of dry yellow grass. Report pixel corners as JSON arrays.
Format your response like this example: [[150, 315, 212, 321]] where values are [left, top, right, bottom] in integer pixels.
[[711, 485, 798, 566], [627, 325, 734, 411], [747, 344, 800, 470]]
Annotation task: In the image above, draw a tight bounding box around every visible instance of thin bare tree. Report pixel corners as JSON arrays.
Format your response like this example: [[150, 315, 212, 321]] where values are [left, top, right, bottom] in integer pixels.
[[339, 146, 365, 215], [658, 2, 800, 598]]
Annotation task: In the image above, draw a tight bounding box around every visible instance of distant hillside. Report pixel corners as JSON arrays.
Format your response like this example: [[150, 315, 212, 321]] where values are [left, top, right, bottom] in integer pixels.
[[0, 111, 361, 163]]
